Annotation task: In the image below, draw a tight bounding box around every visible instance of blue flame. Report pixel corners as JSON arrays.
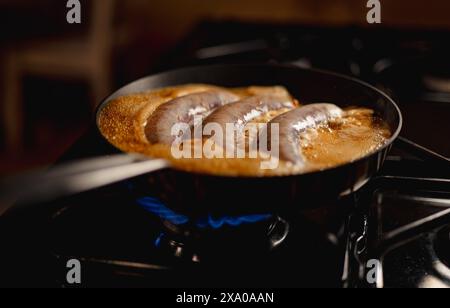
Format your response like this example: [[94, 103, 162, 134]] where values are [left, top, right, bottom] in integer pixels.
[[196, 214, 272, 229], [137, 197, 189, 225], [154, 233, 165, 247], [137, 197, 272, 229]]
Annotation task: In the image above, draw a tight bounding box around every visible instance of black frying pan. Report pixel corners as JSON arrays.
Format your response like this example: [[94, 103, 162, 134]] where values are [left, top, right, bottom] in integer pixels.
[[0, 64, 402, 218], [95, 64, 402, 218]]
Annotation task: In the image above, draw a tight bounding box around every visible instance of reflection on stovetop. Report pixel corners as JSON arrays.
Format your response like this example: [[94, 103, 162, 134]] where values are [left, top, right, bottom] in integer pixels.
[[436, 226, 450, 269]]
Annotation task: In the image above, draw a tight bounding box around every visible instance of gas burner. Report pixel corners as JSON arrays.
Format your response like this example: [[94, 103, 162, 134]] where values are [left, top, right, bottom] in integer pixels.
[[423, 74, 450, 94], [435, 226, 450, 268], [375, 53, 450, 102], [373, 53, 450, 158], [137, 197, 290, 263]]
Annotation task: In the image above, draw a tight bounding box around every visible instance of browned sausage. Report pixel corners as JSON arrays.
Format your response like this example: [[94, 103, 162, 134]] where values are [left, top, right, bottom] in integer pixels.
[[267, 103, 344, 164], [145, 91, 240, 145]]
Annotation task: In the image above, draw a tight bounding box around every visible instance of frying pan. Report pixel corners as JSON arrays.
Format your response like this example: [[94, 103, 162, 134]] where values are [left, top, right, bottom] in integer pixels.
[[95, 64, 402, 218], [0, 64, 402, 218]]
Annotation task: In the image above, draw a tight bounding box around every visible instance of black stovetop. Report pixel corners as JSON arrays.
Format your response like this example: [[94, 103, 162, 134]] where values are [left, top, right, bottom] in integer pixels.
[[0, 22, 449, 288]]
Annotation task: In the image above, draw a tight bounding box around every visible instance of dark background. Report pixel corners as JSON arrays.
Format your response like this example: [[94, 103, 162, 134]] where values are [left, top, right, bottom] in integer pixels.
[[1, 0, 450, 175]]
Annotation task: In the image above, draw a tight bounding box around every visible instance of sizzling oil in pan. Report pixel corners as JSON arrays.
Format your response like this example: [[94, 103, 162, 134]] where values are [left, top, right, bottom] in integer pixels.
[[98, 85, 391, 176]]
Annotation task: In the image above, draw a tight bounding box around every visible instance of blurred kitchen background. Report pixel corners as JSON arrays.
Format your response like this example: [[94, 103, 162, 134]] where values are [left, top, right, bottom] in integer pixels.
[[1, 0, 450, 175]]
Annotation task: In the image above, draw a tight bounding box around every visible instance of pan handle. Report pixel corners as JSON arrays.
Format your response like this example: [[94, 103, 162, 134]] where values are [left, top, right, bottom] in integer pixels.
[[0, 154, 170, 215]]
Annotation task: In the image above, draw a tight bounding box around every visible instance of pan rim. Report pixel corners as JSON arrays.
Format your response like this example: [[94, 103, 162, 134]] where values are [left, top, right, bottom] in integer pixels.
[[95, 63, 403, 179]]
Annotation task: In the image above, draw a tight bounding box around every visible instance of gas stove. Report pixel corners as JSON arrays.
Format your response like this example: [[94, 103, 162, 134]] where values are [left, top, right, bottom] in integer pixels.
[[0, 137, 448, 288], [0, 22, 449, 288], [347, 147, 450, 288]]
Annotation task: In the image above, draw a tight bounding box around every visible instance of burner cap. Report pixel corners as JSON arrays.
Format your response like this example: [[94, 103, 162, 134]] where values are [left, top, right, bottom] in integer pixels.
[[136, 196, 290, 262], [375, 53, 450, 99], [156, 215, 289, 263], [435, 226, 450, 268]]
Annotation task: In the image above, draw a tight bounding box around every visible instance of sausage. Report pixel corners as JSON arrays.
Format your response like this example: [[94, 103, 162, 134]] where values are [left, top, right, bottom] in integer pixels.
[[204, 95, 295, 129], [202, 95, 296, 146], [268, 103, 344, 164], [145, 91, 240, 145]]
